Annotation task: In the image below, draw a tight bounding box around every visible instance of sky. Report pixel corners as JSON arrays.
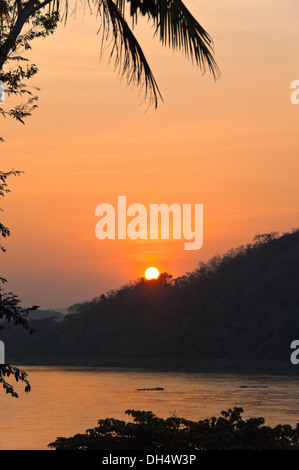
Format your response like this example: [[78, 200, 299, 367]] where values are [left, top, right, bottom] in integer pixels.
[[1, 0, 299, 309]]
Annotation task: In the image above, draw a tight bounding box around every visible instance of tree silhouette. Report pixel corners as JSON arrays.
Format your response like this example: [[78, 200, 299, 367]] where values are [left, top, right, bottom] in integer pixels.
[[0, 171, 38, 397], [3, 229, 299, 371], [48, 407, 299, 450], [0, 0, 220, 110], [0, 0, 219, 396]]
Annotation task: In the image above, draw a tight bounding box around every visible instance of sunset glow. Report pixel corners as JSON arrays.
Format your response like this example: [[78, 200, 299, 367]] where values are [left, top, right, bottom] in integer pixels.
[[1, 0, 299, 452], [145, 267, 160, 280], [1, 0, 299, 311]]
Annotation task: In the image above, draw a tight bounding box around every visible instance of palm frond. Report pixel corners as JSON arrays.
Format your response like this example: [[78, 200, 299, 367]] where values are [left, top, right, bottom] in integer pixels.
[[126, 0, 220, 79], [100, 0, 162, 107]]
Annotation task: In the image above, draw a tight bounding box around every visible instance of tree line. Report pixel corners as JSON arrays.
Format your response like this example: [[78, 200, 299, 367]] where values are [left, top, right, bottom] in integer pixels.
[[2, 229, 299, 372]]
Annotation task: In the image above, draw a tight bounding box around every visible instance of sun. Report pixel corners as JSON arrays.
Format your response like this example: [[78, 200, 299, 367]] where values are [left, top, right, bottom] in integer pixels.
[[145, 267, 160, 280]]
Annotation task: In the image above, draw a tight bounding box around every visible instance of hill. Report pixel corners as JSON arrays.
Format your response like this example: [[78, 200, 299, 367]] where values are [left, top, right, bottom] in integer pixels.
[[2, 229, 299, 373], [26, 309, 64, 322]]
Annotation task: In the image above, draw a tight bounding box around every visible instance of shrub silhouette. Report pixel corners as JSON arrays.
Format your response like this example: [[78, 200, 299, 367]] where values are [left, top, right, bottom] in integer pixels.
[[48, 407, 299, 450]]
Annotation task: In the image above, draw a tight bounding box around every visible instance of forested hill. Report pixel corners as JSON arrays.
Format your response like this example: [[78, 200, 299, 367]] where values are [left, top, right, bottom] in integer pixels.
[[2, 229, 299, 372]]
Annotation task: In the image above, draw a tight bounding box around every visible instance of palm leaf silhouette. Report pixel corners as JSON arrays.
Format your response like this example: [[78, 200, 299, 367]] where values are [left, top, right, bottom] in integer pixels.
[[93, 0, 219, 105], [126, 0, 220, 77], [0, 0, 219, 106], [100, 0, 162, 107]]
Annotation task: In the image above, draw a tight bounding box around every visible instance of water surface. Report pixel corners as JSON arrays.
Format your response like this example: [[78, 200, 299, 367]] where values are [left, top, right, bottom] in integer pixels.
[[1, 367, 299, 450]]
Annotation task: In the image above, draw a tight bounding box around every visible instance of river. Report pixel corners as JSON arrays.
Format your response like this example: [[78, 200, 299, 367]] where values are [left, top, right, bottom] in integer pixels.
[[1, 367, 299, 449]]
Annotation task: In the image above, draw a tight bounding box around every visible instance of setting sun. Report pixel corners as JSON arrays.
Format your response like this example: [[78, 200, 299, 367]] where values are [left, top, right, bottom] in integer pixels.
[[145, 267, 160, 280]]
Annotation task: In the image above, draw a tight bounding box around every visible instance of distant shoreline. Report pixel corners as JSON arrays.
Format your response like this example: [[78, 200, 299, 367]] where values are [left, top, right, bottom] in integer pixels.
[[11, 359, 299, 376]]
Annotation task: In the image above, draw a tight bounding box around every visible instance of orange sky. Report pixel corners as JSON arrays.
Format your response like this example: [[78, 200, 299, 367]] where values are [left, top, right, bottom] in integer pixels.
[[1, 0, 299, 308]]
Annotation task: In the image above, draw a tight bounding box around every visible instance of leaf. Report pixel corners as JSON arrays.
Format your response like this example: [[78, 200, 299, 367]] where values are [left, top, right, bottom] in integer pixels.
[[100, 0, 163, 107]]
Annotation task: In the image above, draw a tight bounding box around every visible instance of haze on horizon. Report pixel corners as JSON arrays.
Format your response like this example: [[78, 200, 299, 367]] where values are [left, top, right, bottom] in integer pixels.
[[2, 0, 299, 309]]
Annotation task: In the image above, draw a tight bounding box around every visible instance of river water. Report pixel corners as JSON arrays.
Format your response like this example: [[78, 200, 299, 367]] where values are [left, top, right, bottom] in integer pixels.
[[1, 367, 299, 450]]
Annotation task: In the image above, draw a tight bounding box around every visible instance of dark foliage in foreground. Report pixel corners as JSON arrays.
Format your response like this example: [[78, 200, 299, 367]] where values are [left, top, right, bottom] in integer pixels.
[[48, 407, 299, 450], [2, 229, 299, 371]]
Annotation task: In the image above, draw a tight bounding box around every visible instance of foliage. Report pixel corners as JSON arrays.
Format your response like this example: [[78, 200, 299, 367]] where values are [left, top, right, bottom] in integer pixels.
[[2, 229, 299, 371], [0, 364, 31, 397], [48, 407, 299, 450], [0, 3, 59, 132], [0, 0, 219, 397], [0, 171, 37, 397], [0, 0, 219, 115], [0, 1, 49, 395]]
